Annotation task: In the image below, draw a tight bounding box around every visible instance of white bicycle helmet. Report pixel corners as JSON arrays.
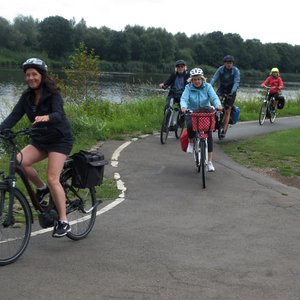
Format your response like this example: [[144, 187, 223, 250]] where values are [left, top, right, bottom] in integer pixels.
[[190, 67, 204, 77]]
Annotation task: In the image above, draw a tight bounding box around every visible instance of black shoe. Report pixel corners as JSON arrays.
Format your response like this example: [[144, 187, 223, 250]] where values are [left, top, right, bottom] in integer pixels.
[[219, 131, 226, 139], [52, 221, 71, 238], [36, 186, 49, 205]]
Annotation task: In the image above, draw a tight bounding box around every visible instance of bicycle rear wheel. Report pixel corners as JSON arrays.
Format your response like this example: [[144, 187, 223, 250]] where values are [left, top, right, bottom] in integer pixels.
[[0, 186, 31, 266], [60, 171, 97, 241], [217, 111, 225, 140], [160, 109, 171, 144], [259, 100, 268, 125], [200, 139, 206, 189], [175, 111, 185, 139]]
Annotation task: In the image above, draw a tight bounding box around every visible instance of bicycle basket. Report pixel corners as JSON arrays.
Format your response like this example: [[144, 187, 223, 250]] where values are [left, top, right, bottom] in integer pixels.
[[191, 112, 216, 132]]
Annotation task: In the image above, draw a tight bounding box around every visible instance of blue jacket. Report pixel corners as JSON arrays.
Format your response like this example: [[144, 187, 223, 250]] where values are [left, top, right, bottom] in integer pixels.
[[180, 81, 221, 111], [210, 65, 240, 94]]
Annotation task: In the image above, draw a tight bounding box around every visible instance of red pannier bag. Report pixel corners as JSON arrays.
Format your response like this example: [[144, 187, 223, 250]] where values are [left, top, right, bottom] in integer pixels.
[[180, 129, 188, 152]]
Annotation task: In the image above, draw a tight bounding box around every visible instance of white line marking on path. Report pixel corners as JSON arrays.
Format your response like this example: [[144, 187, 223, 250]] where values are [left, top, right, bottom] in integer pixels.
[[31, 138, 137, 237]]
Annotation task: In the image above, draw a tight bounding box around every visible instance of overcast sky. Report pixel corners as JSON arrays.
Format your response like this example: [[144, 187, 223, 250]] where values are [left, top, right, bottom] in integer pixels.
[[1, 0, 299, 46]]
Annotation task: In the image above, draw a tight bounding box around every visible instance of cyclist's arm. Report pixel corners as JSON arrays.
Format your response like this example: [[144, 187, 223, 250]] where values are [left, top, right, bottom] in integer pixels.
[[0, 96, 25, 130], [230, 67, 240, 94], [207, 84, 222, 108], [180, 86, 190, 113], [210, 67, 221, 86]]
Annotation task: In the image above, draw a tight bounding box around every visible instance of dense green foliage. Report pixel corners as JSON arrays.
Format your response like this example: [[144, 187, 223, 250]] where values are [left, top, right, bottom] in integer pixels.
[[0, 15, 300, 74]]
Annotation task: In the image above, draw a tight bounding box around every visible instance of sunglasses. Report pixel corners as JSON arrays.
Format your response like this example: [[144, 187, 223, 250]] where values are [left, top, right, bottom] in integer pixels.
[[177, 65, 185, 68], [224, 61, 233, 63]]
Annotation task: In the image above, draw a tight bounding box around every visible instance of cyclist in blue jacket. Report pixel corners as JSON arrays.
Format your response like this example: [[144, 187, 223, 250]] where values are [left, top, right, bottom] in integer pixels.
[[210, 55, 240, 139], [181, 68, 222, 172]]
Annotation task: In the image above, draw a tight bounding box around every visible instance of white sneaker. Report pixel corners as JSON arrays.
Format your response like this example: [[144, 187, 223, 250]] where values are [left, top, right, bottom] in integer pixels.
[[207, 161, 215, 172], [186, 143, 193, 153]]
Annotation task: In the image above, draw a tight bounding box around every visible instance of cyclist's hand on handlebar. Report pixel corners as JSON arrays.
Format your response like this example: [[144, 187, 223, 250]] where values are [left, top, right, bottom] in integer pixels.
[[159, 83, 165, 89], [216, 105, 223, 111]]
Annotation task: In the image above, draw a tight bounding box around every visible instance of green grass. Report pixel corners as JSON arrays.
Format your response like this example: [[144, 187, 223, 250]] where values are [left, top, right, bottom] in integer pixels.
[[219, 128, 300, 177]]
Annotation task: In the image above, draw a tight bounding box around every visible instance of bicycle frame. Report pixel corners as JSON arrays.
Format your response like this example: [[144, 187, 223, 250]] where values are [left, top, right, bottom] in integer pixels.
[[160, 99, 185, 144]]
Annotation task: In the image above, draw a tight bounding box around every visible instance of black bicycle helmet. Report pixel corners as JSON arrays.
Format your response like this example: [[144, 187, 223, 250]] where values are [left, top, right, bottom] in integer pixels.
[[175, 59, 186, 66], [223, 55, 234, 62], [22, 58, 48, 73]]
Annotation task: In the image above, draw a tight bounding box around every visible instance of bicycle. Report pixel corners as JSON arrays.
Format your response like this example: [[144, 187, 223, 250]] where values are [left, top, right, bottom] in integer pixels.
[[189, 110, 216, 189], [0, 128, 104, 266], [160, 98, 185, 144], [259, 88, 278, 125], [214, 94, 240, 140]]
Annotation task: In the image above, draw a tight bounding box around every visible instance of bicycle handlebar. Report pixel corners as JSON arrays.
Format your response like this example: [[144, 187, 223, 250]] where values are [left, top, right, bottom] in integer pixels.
[[0, 127, 48, 141]]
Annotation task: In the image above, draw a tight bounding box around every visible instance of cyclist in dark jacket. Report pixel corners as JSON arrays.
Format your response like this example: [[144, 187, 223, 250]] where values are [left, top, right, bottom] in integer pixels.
[[0, 58, 73, 238], [159, 60, 190, 112], [210, 55, 240, 139]]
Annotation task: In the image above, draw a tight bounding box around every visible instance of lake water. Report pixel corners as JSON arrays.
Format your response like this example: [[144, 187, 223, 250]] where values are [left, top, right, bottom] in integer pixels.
[[1, 68, 299, 117]]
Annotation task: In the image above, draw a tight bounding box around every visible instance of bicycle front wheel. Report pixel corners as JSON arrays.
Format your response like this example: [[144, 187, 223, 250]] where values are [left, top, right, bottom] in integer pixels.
[[259, 101, 268, 125], [0, 186, 31, 266], [200, 139, 206, 189], [193, 138, 201, 173], [269, 101, 277, 123], [160, 109, 171, 144], [60, 171, 97, 241]]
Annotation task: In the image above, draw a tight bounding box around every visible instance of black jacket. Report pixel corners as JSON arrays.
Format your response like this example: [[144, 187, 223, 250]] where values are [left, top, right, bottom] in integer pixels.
[[163, 71, 190, 98], [0, 87, 72, 143]]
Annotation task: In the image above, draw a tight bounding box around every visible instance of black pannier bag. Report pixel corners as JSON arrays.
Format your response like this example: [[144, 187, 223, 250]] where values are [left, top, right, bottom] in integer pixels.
[[71, 150, 108, 188]]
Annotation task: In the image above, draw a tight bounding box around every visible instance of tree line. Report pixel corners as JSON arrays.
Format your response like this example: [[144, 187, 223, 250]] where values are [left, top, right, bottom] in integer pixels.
[[0, 15, 300, 74]]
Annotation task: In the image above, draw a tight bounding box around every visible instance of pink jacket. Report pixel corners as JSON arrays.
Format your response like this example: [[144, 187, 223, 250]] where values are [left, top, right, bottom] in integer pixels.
[[261, 76, 284, 94]]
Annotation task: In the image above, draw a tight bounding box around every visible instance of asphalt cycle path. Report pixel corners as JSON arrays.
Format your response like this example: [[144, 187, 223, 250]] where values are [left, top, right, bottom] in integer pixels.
[[1, 116, 300, 300]]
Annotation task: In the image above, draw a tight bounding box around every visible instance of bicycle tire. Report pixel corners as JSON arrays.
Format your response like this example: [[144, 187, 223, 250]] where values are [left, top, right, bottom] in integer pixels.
[[269, 100, 277, 123], [193, 138, 201, 173], [160, 109, 172, 144], [60, 170, 97, 241], [0, 186, 31, 266], [259, 101, 268, 125], [175, 111, 185, 139], [200, 139, 206, 189], [217, 116, 224, 140]]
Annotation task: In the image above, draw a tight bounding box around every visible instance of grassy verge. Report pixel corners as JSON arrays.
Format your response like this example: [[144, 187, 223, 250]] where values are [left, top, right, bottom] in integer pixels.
[[2, 95, 300, 201], [219, 128, 300, 178]]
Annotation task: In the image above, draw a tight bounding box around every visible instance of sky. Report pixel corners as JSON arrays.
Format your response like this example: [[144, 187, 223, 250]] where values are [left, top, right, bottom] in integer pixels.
[[1, 0, 299, 46]]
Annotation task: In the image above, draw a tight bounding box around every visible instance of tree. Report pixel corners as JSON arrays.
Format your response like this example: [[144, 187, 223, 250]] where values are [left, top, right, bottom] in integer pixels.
[[13, 15, 39, 49], [39, 16, 73, 58], [60, 42, 101, 104]]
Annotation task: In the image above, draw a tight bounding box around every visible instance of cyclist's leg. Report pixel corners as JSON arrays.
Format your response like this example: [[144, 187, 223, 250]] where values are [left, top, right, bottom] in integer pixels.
[[47, 152, 68, 222], [222, 93, 236, 134], [186, 114, 195, 153], [17, 145, 48, 188], [207, 132, 215, 172]]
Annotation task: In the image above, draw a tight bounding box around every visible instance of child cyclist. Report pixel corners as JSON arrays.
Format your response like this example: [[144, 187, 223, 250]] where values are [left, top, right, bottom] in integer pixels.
[[261, 67, 285, 110]]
